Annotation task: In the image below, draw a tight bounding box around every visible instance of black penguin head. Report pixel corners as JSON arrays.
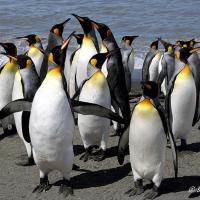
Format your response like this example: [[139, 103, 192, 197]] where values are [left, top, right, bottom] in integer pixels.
[[73, 33, 84, 45], [17, 55, 33, 69], [91, 20, 112, 41], [176, 47, 195, 63], [48, 32, 74, 66], [176, 39, 198, 48], [50, 18, 70, 37], [89, 53, 107, 69], [158, 38, 176, 53], [141, 81, 159, 99], [189, 39, 200, 47], [16, 34, 41, 46], [72, 14, 92, 35], [0, 42, 17, 57], [150, 40, 159, 50], [122, 36, 139, 46]]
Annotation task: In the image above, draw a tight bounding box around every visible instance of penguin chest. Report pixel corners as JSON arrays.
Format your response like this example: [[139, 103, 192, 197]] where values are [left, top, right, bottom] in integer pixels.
[[0, 63, 17, 109], [149, 52, 161, 81], [129, 99, 166, 178], [28, 47, 44, 75], [78, 71, 111, 146], [170, 65, 196, 139], [29, 73, 74, 163], [76, 38, 97, 87]]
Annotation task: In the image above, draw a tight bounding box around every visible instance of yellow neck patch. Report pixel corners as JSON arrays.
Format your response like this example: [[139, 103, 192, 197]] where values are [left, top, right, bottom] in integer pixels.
[[47, 66, 62, 77], [178, 64, 192, 80], [135, 98, 155, 116]]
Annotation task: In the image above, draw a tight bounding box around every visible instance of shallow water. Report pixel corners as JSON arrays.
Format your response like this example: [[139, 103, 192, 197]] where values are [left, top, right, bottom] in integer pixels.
[[0, 0, 200, 73]]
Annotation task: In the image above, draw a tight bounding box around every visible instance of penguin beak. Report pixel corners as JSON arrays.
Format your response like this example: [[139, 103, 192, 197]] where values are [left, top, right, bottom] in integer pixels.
[[189, 47, 200, 53], [72, 14, 85, 23], [61, 31, 76, 50], [60, 18, 71, 27]]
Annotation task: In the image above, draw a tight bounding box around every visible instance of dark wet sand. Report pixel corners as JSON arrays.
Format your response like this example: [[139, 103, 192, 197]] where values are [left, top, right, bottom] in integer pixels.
[[0, 81, 200, 200]]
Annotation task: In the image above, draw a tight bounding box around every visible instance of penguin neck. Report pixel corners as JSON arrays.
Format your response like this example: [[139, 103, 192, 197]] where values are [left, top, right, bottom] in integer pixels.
[[100, 42, 107, 53], [104, 38, 119, 51], [47, 66, 62, 76], [82, 34, 96, 48]]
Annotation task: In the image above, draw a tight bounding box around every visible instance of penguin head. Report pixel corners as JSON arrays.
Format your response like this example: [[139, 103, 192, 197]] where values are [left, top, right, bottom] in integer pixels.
[[122, 36, 139, 46], [0, 42, 17, 57], [48, 32, 74, 67], [91, 20, 112, 41], [73, 33, 84, 45], [89, 53, 107, 69], [141, 81, 159, 99], [176, 39, 197, 48], [16, 34, 41, 46], [189, 39, 200, 47], [72, 14, 92, 35], [50, 18, 70, 37], [150, 40, 159, 50], [17, 55, 34, 69], [175, 47, 196, 63], [158, 38, 176, 54]]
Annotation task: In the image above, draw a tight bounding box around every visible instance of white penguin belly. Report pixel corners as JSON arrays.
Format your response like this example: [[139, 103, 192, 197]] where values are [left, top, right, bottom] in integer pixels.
[[78, 72, 111, 150], [29, 75, 74, 171], [170, 66, 196, 140], [149, 52, 161, 82], [129, 100, 166, 180]]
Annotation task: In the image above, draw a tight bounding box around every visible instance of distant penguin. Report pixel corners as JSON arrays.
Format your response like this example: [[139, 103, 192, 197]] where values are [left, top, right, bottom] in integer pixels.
[[157, 39, 176, 95], [176, 38, 200, 48], [119, 81, 177, 199], [120, 35, 138, 93], [12, 55, 40, 165], [78, 53, 111, 162], [91, 20, 131, 129], [16, 34, 44, 76], [0, 42, 18, 133], [142, 39, 161, 82], [71, 14, 98, 91], [29, 35, 75, 196], [166, 47, 199, 150], [40, 18, 70, 82]]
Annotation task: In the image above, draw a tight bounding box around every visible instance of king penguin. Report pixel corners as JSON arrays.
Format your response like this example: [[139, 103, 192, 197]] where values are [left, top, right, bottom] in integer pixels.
[[157, 39, 176, 95], [40, 18, 70, 82], [77, 52, 111, 162], [91, 20, 131, 130], [120, 35, 138, 93], [12, 55, 40, 165], [16, 34, 44, 76], [71, 14, 98, 91], [0, 42, 18, 134], [166, 47, 200, 150], [142, 39, 161, 82], [119, 81, 177, 200], [29, 34, 75, 196]]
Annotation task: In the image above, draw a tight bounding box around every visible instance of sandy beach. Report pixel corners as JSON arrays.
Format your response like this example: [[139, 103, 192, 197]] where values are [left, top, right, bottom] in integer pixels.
[[0, 82, 200, 200]]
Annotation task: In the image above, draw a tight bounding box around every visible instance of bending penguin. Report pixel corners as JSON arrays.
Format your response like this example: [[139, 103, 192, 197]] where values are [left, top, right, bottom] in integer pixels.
[[0, 42, 18, 134], [120, 35, 138, 93], [118, 81, 177, 200], [166, 47, 200, 150], [12, 55, 40, 165], [142, 39, 161, 82], [16, 34, 44, 76], [76, 52, 112, 162]]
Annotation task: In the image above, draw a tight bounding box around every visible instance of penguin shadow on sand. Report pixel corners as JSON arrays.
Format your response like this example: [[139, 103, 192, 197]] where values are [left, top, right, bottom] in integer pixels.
[[160, 176, 200, 199], [52, 163, 131, 190]]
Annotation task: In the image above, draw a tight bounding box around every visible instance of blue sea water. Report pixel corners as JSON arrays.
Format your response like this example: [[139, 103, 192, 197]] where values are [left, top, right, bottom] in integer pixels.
[[0, 0, 200, 75]]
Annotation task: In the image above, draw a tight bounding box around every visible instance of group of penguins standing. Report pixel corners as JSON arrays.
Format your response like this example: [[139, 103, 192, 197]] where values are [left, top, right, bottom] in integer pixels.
[[0, 14, 199, 199]]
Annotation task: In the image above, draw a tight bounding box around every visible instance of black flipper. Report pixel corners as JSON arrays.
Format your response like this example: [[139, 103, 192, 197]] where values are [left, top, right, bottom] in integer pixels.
[[154, 99, 178, 178], [22, 111, 31, 143], [71, 99, 125, 124], [0, 99, 32, 119]]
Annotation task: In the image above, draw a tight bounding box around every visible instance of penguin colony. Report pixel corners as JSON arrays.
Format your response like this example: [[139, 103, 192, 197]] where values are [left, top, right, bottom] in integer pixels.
[[0, 14, 200, 199]]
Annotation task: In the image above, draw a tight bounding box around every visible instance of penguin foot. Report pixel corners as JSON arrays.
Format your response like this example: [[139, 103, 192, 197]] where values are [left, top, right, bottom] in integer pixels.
[[80, 146, 95, 162], [91, 149, 106, 162], [178, 139, 188, 151], [59, 179, 73, 197], [125, 180, 144, 196], [143, 185, 159, 200], [32, 177, 51, 193], [72, 164, 80, 170]]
